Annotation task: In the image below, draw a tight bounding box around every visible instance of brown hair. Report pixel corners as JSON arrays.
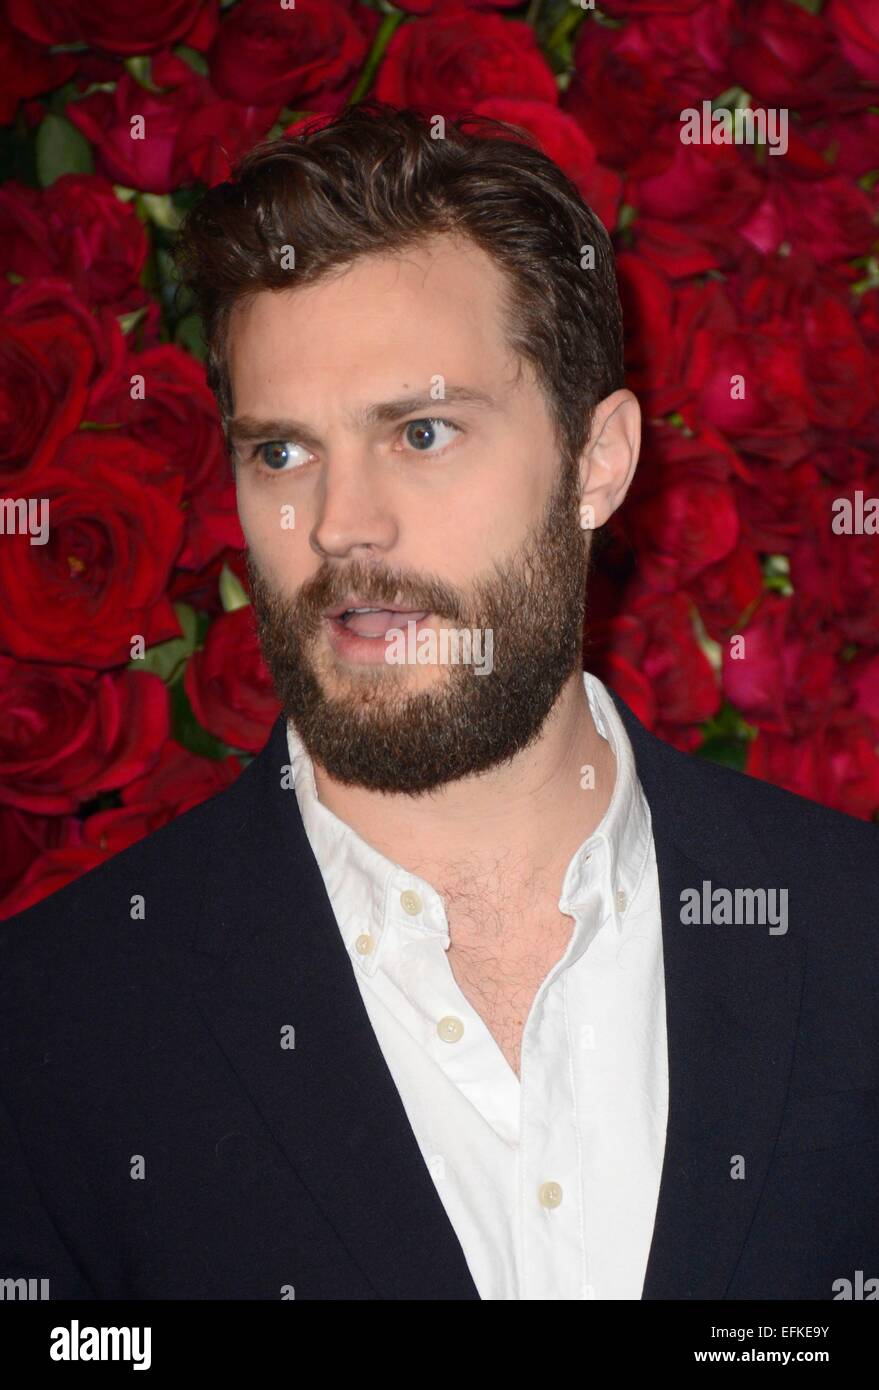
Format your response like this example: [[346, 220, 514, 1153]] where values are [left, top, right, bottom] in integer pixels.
[[173, 99, 624, 466]]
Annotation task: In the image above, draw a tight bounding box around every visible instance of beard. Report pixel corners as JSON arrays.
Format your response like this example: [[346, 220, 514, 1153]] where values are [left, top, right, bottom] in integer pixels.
[[246, 452, 590, 796]]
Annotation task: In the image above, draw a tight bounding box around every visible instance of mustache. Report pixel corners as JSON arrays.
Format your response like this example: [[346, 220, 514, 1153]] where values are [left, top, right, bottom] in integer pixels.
[[250, 557, 469, 626]]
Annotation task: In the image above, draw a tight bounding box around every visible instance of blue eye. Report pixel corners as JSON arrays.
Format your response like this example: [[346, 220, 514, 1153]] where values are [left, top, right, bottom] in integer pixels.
[[403, 418, 460, 453], [251, 441, 310, 471]]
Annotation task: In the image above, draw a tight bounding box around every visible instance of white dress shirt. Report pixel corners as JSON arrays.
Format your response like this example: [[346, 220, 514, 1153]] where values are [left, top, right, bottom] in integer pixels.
[[285, 670, 668, 1300]]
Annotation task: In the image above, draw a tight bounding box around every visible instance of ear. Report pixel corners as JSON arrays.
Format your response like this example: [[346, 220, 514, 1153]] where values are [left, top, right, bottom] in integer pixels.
[[577, 389, 641, 533]]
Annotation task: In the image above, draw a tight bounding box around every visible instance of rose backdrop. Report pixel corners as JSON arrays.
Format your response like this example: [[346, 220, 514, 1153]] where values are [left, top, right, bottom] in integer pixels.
[[1, 0, 878, 916]]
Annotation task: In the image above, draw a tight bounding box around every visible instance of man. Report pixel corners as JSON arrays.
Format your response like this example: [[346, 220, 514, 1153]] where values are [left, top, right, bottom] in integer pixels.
[[1, 103, 877, 1302]]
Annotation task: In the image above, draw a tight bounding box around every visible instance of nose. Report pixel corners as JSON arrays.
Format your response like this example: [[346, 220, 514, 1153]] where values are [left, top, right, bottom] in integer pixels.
[[309, 452, 399, 563]]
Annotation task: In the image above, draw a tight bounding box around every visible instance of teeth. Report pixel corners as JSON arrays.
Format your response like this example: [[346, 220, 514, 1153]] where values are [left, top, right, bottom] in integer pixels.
[[337, 606, 383, 621]]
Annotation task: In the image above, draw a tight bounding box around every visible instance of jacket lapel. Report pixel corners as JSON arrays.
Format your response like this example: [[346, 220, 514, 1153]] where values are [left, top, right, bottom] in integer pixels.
[[179, 689, 805, 1301], [609, 690, 806, 1299], [180, 712, 481, 1300]]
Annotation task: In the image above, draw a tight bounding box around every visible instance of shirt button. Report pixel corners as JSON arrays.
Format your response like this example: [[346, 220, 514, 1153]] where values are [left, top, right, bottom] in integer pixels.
[[616, 888, 627, 912], [355, 933, 374, 955], [436, 1015, 464, 1043], [538, 1181, 563, 1209], [400, 889, 422, 915]]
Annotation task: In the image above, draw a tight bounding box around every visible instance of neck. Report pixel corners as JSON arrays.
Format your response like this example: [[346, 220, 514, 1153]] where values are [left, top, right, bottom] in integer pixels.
[[310, 670, 616, 892]]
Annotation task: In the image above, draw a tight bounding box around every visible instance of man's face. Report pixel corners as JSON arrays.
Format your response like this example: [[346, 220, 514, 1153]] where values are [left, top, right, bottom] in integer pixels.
[[226, 233, 591, 795]]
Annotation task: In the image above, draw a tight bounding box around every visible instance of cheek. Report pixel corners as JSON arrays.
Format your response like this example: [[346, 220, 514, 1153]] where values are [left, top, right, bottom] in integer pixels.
[[236, 481, 301, 576]]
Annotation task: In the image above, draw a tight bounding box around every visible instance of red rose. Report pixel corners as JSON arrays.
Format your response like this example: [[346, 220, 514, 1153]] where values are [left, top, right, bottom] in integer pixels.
[[393, 1, 522, 12], [620, 425, 741, 592], [746, 714, 879, 821], [86, 344, 245, 569], [633, 137, 765, 238], [852, 650, 879, 731], [733, 267, 876, 432], [691, 544, 763, 641], [657, 280, 812, 465], [84, 744, 242, 850], [565, 0, 734, 169], [721, 594, 848, 736], [0, 662, 168, 813], [67, 70, 280, 194], [617, 254, 727, 419], [374, 12, 558, 112], [0, 277, 125, 390], [472, 98, 622, 230], [0, 176, 149, 312], [731, 0, 853, 118], [600, 0, 704, 12], [564, 26, 669, 174], [0, 303, 96, 485], [828, 0, 879, 80], [804, 111, 879, 179], [588, 585, 720, 745], [6, 0, 216, 57], [171, 96, 282, 189], [184, 605, 281, 753], [0, 11, 76, 124], [0, 844, 111, 919], [0, 432, 184, 667], [169, 547, 248, 616], [617, 253, 680, 414], [739, 172, 875, 267], [789, 478, 879, 647], [209, 0, 369, 108], [691, 319, 810, 457], [0, 803, 77, 903], [121, 739, 242, 813], [80, 804, 180, 855], [733, 461, 822, 554], [800, 288, 875, 429], [67, 75, 198, 195]]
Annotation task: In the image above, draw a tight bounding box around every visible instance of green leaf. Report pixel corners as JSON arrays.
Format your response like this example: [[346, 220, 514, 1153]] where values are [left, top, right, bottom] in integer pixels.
[[174, 312, 206, 359], [36, 113, 94, 186], [346, 11, 405, 105], [691, 605, 723, 674], [698, 700, 758, 747], [124, 55, 164, 93], [117, 306, 149, 336], [713, 86, 751, 111], [137, 192, 183, 231], [762, 552, 794, 596], [173, 45, 209, 76], [695, 736, 748, 772], [169, 681, 233, 760], [219, 563, 250, 613], [127, 602, 198, 685]]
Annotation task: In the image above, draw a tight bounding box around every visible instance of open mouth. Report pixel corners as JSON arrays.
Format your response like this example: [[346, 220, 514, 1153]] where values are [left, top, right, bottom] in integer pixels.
[[331, 607, 429, 638]]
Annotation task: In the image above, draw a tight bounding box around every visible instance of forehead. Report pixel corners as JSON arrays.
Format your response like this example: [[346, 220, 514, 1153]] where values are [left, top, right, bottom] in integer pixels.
[[226, 233, 522, 407]]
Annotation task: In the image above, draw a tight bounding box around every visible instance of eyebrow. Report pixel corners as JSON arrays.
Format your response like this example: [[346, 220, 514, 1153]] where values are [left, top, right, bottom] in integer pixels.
[[226, 386, 498, 454]]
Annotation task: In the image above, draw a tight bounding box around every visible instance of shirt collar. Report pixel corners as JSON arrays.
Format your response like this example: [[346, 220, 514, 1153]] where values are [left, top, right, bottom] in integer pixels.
[[558, 670, 653, 935], [285, 671, 652, 976]]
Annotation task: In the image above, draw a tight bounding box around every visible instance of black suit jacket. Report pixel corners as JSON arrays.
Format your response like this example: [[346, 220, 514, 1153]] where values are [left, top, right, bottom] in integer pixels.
[[1, 688, 878, 1300]]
